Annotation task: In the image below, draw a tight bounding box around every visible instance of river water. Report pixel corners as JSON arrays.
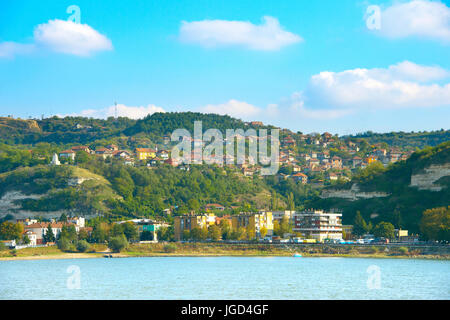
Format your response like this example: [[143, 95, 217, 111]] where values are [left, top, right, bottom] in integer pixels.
[[0, 257, 448, 299]]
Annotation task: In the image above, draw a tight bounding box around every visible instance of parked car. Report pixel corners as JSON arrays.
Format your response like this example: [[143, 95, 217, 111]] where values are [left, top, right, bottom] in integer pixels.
[[356, 239, 365, 244]]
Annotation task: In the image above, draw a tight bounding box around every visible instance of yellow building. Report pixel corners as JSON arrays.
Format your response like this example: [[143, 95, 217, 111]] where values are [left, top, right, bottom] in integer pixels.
[[174, 214, 216, 241], [231, 212, 273, 238], [135, 148, 156, 161]]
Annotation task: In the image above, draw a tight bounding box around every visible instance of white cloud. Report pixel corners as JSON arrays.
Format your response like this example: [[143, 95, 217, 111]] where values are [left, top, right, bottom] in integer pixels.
[[200, 99, 262, 119], [179, 16, 302, 50], [377, 0, 450, 42], [304, 61, 450, 111], [0, 19, 112, 58], [0, 42, 35, 58], [34, 19, 112, 56], [67, 104, 165, 119]]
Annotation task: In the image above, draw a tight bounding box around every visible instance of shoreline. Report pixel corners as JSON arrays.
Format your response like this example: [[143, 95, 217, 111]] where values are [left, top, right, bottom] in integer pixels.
[[2, 242, 449, 261], [1, 252, 448, 261]]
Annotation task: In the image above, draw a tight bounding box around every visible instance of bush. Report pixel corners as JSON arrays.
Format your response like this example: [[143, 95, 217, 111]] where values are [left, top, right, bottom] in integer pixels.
[[57, 237, 71, 251], [108, 234, 128, 253], [398, 246, 409, 255], [369, 246, 378, 254], [76, 240, 91, 253], [163, 243, 177, 253], [0, 242, 6, 251]]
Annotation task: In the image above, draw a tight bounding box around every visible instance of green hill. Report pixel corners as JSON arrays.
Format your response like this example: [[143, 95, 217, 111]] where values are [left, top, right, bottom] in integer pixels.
[[0, 165, 120, 219], [310, 142, 450, 233]]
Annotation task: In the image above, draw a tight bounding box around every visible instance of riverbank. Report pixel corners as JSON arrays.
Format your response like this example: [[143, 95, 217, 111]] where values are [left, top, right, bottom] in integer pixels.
[[1, 242, 449, 261]]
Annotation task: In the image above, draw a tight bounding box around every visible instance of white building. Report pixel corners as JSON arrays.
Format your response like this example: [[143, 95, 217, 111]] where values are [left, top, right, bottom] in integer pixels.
[[24, 230, 37, 246], [293, 210, 342, 242], [270, 210, 295, 223], [50, 153, 61, 166]]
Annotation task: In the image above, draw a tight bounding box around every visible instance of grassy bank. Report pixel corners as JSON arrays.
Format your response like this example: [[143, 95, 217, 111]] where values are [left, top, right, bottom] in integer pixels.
[[2, 243, 448, 261]]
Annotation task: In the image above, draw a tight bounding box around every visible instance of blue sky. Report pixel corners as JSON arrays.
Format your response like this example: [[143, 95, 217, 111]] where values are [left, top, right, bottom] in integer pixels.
[[1, 0, 449, 134]]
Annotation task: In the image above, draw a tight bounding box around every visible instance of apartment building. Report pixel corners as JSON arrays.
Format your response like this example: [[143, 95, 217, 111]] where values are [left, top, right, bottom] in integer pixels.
[[231, 212, 274, 238], [174, 213, 216, 241], [293, 209, 342, 242]]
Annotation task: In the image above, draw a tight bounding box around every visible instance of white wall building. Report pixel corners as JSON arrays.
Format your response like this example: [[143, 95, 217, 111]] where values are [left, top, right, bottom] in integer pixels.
[[293, 210, 342, 242]]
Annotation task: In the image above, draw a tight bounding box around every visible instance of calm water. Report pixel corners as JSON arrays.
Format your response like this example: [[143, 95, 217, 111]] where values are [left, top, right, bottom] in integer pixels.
[[0, 257, 449, 299]]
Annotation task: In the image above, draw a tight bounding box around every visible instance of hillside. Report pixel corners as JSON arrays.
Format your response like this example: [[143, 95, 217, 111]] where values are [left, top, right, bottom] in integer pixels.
[[1, 113, 447, 149], [311, 142, 450, 233], [0, 165, 120, 220]]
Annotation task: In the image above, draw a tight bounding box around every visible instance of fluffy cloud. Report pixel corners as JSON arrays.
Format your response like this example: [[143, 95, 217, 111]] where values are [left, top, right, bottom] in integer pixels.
[[200, 99, 262, 119], [68, 104, 165, 119], [0, 19, 112, 58], [304, 61, 450, 111], [34, 19, 112, 56], [179, 16, 302, 50], [376, 0, 450, 42]]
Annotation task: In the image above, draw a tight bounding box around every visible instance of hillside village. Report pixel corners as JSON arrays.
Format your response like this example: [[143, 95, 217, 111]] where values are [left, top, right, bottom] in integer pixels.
[[52, 127, 416, 186], [0, 115, 448, 252]]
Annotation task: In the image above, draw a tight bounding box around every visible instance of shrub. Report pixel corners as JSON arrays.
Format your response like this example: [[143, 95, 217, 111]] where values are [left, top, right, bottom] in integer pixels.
[[108, 234, 128, 253], [398, 246, 409, 255], [57, 237, 71, 252], [0, 242, 6, 251], [76, 240, 91, 253], [163, 243, 177, 253], [369, 246, 378, 254]]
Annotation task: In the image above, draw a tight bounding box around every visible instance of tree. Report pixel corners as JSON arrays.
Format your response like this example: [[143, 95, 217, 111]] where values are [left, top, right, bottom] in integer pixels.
[[108, 234, 128, 252], [0, 222, 23, 241], [236, 227, 247, 241], [57, 237, 72, 251], [122, 222, 138, 241], [59, 225, 77, 242], [260, 226, 268, 239], [287, 192, 295, 211], [91, 223, 109, 243], [246, 225, 256, 241], [273, 220, 280, 236], [190, 227, 202, 241], [22, 234, 30, 245], [157, 226, 173, 241], [182, 230, 190, 240], [373, 222, 395, 239], [75, 151, 90, 164], [279, 216, 292, 236], [208, 225, 222, 241], [44, 224, 55, 243], [59, 213, 67, 222], [353, 211, 368, 237], [76, 240, 91, 252], [420, 206, 450, 241], [78, 228, 89, 241], [187, 199, 200, 212], [219, 220, 231, 240]]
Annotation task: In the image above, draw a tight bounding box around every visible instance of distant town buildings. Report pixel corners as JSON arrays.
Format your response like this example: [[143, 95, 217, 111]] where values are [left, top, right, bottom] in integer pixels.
[[293, 209, 343, 242]]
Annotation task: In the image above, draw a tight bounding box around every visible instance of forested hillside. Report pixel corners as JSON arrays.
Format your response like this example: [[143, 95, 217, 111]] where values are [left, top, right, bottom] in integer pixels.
[[310, 142, 450, 233]]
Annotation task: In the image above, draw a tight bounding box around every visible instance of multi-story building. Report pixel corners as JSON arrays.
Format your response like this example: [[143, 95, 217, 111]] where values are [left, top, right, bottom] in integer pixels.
[[24, 222, 79, 245], [293, 209, 342, 242], [116, 219, 170, 241], [271, 210, 295, 223], [174, 214, 216, 241], [231, 212, 273, 238], [135, 148, 156, 161]]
